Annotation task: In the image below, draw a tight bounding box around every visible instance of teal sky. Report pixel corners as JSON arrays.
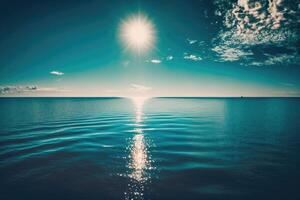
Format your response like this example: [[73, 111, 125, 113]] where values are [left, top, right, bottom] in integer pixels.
[[0, 0, 300, 97]]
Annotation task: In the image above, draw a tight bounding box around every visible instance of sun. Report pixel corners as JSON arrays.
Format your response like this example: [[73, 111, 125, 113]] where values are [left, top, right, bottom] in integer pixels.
[[119, 13, 155, 53]]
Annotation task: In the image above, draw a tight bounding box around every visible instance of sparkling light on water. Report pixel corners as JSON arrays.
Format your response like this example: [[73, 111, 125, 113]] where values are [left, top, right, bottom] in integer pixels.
[[125, 97, 152, 200]]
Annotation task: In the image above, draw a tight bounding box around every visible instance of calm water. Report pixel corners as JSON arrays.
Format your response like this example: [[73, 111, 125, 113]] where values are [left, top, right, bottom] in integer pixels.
[[0, 97, 299, 200]]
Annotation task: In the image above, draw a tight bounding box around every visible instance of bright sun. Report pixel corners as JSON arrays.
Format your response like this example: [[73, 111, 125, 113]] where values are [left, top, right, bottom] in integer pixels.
[[120, 13, 155, 53]]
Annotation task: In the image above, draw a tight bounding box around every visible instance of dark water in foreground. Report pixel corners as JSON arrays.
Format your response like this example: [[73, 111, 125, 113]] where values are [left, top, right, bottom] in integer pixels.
[[0, 97, 300, 200]]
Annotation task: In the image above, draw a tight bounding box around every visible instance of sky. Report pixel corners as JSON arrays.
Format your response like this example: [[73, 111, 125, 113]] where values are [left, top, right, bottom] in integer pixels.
[[0, 0, 300, 97]]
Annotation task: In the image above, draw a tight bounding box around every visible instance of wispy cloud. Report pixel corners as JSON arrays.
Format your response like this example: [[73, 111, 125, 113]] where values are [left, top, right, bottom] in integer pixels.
[[248, 53, 299, 66], [148, 56, 173, 63], [150, 59, 162, 64], [130, 84, 152, 92], [183, 54, 202, 61], [187, 38, 198, 44], [38, 87, 71, 92], [50, 71, 64, 76]]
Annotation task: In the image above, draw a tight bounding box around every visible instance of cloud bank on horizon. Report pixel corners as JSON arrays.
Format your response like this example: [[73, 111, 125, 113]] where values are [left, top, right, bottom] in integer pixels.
[[0, 85, 71, 96]]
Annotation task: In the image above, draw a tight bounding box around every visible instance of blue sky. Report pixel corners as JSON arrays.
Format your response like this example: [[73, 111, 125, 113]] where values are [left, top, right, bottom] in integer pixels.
[[0, 0, 300, 97]]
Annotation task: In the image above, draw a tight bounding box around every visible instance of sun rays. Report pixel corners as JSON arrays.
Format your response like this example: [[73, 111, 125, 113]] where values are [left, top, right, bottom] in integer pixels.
[[119, 13, 155, 54]]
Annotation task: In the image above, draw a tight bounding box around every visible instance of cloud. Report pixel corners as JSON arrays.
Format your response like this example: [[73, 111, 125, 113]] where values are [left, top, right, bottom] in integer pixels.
[[212, 45, 253, 61], [166, 55, 174, 61], [215, 10, 222, 16], [148, 56, 173, 63], [37, 87, 71, 92], [130, 84, 152, 92], [198, 41, 206, 46], [50, 71, 64, 76], [187, 38, 198, 44], [0, 85, 38, 95], [150, 59, 161, 64], [248, 53, 299, 66], [0, 85, 71, 95], [183, 54, 202, 61], [212, 0, 300, 65]]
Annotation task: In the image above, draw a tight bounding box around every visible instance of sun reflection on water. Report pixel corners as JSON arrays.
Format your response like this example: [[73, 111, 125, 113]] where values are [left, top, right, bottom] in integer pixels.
[[130, 134, 148, 182], [132, 97, 147, 124], [125, 97, 152, 200]]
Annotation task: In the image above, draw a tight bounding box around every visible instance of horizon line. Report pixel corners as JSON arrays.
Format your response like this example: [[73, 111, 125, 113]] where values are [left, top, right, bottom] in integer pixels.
[[1, 96, 300, 98]]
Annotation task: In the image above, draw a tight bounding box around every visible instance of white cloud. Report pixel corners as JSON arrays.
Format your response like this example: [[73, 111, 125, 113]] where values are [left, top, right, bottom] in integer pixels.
[[215, 10, 222, 16], [219, 0, 294, 45], [150, 59, 161, 64], [184, 54, 202, 61], [187, 38, 198, 44], [212, 0, 300, 65], [166, 55, 174, 61], [130, 84, 152, 92], [50, 71, 64, 76], [212, 45, 253, 61]]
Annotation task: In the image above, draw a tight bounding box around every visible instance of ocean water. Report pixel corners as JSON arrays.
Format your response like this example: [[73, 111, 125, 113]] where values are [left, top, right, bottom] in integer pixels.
[[0, 97, 299, 200]]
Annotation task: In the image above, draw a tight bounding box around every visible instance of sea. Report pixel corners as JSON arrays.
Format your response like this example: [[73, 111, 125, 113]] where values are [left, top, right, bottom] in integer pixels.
[[0, 97, 299, 200]]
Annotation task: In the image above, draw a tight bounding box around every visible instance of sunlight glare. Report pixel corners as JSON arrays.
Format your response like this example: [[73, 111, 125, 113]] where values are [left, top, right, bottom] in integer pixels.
[[131, 96, 148, 124], [120, 14, 155, 53]]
